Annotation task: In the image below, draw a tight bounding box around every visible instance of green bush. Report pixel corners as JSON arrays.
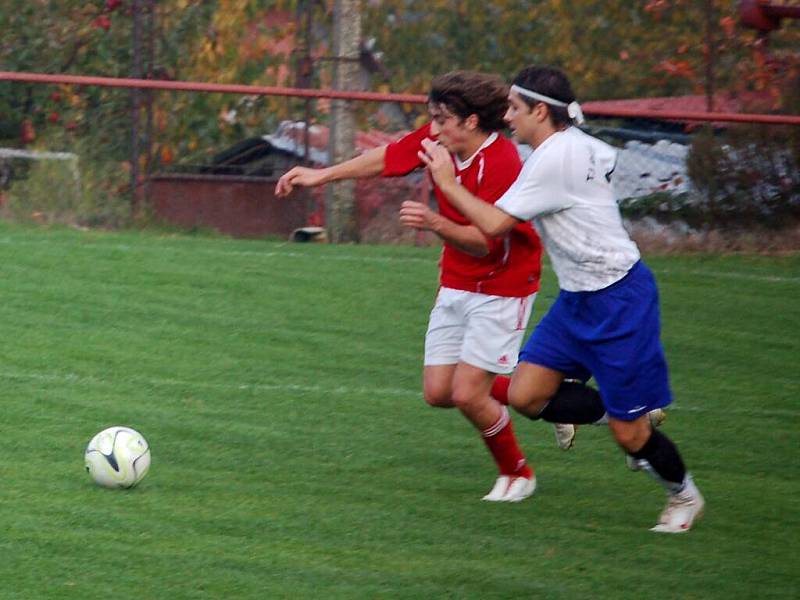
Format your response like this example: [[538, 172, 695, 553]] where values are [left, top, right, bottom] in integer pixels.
[[619, 191, 697, 224], [685, 121, 800, 229]]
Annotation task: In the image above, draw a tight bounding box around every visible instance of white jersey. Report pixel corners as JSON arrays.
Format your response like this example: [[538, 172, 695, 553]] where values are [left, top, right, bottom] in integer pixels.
[[497, 127, 640, 292]]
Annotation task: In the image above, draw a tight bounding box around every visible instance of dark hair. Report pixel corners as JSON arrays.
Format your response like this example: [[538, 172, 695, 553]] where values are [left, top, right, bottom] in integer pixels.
[[428, 71, 509, 132], [512, 65, 576, 127]]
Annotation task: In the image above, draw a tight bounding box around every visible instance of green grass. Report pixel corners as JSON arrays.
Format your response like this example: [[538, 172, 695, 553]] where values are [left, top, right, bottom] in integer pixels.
[[0, 221, 798, 599]]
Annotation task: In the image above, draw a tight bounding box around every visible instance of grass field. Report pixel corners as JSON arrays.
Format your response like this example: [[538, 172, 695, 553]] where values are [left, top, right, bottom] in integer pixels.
[[0, 221, 798, 600]]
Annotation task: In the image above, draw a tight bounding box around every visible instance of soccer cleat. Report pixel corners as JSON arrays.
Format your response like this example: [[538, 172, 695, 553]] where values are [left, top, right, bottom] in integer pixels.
[[482, 476, 512, 501], [553, 423, 577, 450], [648, 408, 667, 428], [626, 409, 668, 470], [501, 475, 537, 502], [482, 475, 536, 502], [651, 486, 705, 533]]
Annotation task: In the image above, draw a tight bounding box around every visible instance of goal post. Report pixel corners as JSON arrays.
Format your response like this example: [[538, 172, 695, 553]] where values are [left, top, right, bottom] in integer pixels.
[[0, 147, 82, 223]]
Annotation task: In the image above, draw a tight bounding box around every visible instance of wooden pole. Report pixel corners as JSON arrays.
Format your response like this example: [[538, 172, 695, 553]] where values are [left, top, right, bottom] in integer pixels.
[[130, 0, 142, 212], [327, 0, 361, 243]]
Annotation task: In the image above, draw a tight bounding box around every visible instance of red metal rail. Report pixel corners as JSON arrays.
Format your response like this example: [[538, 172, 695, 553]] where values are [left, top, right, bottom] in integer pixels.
[[0, 71, 428, 104], [2, 70, 800, 125], [578, 105, 800, 125]]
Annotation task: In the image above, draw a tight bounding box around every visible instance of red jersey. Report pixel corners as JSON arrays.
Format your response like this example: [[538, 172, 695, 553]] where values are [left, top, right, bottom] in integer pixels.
[[383, 123, 541, 297]]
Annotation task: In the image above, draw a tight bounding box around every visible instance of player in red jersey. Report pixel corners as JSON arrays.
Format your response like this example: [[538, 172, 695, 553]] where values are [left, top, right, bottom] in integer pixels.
[[276, 71, 542, 501]]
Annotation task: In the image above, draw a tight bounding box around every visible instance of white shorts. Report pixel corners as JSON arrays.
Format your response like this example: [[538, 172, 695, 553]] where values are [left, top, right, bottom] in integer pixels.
[[424, 287, 536, 374]]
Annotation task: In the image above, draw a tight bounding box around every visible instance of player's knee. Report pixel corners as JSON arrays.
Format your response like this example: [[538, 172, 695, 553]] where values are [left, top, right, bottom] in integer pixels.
[[508, 382, 550, 417], [447, 382, 477, 411], [609, 418, 650, 452], [423, 383, 453, 408], [613, 430, 642, 453]]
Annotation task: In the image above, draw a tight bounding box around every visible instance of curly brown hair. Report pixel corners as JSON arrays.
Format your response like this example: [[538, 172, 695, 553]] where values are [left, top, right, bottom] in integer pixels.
[[429, 71, 509, 133]]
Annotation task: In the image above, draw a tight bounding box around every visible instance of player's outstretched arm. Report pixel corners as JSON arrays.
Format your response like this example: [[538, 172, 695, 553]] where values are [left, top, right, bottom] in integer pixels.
[[274, 166, 328, 197], [418, 138, 518, 237], [399, 200, 489, 257], [275, 146, 387, 197]]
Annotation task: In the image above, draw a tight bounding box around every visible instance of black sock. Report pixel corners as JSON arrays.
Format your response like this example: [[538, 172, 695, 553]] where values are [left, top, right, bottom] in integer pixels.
[[631, 429, 687, 488], [535, 381, 607, 424]]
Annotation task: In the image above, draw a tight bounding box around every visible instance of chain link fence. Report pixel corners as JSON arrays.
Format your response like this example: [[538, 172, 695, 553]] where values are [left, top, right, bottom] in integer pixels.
[[1, 74, 798, 250], [3, 0, 800, 249], [0, 79, 800, 244]]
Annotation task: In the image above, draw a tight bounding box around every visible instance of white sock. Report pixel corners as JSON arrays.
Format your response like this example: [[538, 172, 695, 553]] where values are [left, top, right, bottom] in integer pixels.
[[676, 474, 699, 498], [639, 461, 687, 494]]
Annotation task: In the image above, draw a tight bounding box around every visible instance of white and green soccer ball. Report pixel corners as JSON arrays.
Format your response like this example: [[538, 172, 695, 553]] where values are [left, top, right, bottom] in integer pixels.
[[84, 426, 151, 489]]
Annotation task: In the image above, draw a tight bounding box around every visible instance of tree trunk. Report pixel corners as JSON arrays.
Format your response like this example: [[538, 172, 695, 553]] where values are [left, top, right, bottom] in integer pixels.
[[130, 0, 142, 214], [327, 0, 361, 243]]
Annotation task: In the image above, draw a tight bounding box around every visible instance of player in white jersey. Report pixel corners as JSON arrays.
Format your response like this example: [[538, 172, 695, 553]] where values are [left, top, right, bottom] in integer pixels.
[[418, 65, 704, 533]]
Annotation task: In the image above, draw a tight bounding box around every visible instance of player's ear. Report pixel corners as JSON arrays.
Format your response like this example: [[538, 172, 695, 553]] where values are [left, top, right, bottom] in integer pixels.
[[464, 113, 479, 131], [534, 102, 550, 123]]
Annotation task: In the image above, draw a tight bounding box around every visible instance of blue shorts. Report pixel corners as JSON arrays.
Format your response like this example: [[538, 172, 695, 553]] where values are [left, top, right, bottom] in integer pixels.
[[519, 261, 672, 421]]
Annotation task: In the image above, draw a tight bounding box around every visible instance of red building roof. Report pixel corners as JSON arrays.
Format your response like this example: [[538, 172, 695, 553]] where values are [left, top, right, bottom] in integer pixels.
[[584, 91, 778, 117]]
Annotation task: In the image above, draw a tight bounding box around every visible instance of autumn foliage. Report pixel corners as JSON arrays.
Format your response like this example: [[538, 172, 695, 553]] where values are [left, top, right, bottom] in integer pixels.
[[0, 0, 797, 227]]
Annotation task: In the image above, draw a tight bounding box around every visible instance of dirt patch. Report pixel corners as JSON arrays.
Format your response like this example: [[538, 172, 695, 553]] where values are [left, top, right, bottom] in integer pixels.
[[358, 211, 800, 255], [626, 218, 800, 255], [361, 202, 800, 255]]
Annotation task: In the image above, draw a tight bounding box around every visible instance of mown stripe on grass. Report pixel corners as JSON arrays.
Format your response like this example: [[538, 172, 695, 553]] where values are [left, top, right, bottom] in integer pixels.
[[4, 236, 799, 283], [657, 268, 800, 284], [3, 369, 797, 418]]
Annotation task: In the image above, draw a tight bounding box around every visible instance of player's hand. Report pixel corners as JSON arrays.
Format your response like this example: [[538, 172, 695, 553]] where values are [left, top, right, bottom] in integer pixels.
[[418, 138, 456, 189], [275, 166, 328, 197], [399, 200, 439, 231]]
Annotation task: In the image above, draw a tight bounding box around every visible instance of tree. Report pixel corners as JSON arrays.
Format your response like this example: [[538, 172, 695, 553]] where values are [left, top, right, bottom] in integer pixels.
[[2, 1, 797, 227], [361, 0, 800, 104]]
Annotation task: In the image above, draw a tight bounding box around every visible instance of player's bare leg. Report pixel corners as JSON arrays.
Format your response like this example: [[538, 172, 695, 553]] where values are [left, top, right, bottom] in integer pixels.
[[507, 362, 563, 415], [425, 363, 535, 502], [610, 415, 704, 533], [422, 364, 458, 408], [449, 362, 502, 428], [506, 363, 580, 449]]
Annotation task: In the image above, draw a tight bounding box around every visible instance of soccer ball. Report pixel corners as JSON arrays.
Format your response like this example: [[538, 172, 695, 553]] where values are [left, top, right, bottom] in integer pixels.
[[84, 426, 151, 489]]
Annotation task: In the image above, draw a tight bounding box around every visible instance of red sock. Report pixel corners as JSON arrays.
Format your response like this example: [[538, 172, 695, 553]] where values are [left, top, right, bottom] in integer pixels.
[[481, 406, 533, 478], [490, 375, 511, 406]]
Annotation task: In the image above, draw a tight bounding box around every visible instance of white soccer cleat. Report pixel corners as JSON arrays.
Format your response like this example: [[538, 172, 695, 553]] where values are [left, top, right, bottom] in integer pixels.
[[482, 476, 512, 501], [648, 408, 667, 428], [502, 475, 536, 502], [627, 409, 668, 470], [651, 486, 705, 533], [482, 475, 536, 502], [553, 423, 577, 450]]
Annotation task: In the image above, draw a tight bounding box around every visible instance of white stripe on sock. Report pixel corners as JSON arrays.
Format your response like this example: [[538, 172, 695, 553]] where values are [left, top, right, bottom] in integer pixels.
[[482, 406, 510, 438]]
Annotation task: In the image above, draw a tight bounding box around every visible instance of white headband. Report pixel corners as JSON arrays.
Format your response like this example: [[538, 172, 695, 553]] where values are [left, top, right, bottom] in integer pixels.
[[510, 84, 585, 125]]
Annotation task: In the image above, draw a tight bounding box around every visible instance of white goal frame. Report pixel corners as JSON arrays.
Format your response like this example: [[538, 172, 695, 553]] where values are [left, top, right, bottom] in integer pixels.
[[0, 147, 82, 198]]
